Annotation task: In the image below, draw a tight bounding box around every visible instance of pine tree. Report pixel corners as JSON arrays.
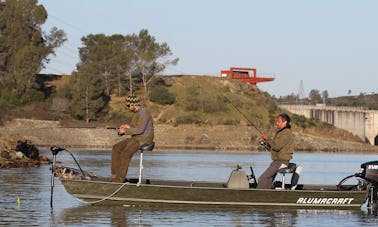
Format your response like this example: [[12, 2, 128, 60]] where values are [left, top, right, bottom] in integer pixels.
[[0, 0, 66, 105], [69, 63, 109, 122]]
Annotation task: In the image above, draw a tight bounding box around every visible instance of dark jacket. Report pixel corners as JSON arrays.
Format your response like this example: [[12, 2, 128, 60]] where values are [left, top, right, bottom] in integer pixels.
[[124, 106, 154, 146], [267, 127, 294, 162]]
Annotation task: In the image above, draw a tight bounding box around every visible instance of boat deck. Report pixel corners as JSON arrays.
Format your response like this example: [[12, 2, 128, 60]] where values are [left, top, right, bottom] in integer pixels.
[[89, 176, 342, 191]]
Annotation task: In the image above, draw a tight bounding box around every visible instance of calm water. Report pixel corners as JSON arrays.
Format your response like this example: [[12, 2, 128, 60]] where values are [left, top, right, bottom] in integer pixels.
[[1, 149, 378, 226]]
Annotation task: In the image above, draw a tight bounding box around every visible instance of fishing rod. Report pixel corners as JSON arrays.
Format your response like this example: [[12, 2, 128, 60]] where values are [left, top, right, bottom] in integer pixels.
[[194, 79, 262, 134], [221, 94, 264, 135], [220, 93, 271, 150]]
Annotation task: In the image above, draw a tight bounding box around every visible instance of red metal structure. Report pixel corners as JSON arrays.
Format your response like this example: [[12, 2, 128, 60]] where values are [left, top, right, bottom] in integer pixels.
[[220, 67, 274, 85]]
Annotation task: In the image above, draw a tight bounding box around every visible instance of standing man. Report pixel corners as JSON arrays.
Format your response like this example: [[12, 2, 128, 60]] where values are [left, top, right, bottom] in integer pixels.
[[111, 95, 154, 183], [257, 113, 294, 189]]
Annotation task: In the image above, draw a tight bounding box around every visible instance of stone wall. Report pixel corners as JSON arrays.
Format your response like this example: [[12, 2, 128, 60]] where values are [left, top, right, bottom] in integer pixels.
[[1, 119, 378, 152], [0, 119, 258, 150]]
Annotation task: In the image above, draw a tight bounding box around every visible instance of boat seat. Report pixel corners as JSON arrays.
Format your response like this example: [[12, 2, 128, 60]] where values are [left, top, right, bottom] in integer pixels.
[[226, 169, 249, 189], [137, 142, 155, 186], [140, 142, 155, 153], [277, 163, 302, 190]]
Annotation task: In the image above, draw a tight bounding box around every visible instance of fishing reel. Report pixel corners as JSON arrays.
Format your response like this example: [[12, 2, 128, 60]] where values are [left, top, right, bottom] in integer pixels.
[[117, 132, 125, 136], [260, 141, 271, 150]]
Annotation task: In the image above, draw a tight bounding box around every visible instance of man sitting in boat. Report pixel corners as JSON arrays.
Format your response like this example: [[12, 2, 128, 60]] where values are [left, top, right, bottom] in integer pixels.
[[257, 113, 294, 189], [111, 95, 154, 183]]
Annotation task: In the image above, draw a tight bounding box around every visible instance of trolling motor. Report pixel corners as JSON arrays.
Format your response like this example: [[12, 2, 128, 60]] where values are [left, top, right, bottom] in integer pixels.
[[50, 147, 65, 208], [49, 146, 87, 208]]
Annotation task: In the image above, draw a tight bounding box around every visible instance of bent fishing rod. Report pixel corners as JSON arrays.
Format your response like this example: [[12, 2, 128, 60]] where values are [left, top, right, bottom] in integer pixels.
[[220, 93, 271, 150], [220, 94, 264, 135]]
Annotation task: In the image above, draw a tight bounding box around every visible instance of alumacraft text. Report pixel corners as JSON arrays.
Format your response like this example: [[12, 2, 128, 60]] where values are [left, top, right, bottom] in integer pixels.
[[296, 197, 354, 205]]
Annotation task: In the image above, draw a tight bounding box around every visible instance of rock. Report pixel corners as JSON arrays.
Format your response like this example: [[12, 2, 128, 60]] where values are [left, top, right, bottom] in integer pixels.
[[15, 140, 39, 160], [0, 136, 51, 169], [15, 151, 24, 159], [1, 150, 11, 159]]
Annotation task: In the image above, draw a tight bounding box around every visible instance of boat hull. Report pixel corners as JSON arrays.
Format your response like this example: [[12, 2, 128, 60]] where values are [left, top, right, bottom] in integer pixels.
[[60, 178, 367, 209]]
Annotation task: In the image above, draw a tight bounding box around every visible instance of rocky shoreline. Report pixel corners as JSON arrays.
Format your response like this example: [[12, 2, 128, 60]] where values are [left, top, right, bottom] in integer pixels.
[[0, 135, 51, 168], [2, 119, 378, 169], [1, 119, 378, 153]]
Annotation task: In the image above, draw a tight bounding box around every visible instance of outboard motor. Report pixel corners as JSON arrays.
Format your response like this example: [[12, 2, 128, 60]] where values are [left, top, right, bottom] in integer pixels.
[[359, 161, 378, 184], [358, 161, 378, 210]]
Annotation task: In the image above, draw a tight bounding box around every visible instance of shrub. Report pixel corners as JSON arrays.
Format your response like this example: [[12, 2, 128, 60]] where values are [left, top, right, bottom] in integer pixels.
[[176, 114, 202, 124], [149, 86, 176, 105]]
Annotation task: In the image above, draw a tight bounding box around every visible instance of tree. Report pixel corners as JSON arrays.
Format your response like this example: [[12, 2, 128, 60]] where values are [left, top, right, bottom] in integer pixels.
[[112, 36, 135, 96], [69, 63, 109, 122], [79, 34, 114, 95], [0, 0, 66, 105], [78, 34, 139, 97], [308, 89, 322, 105], [127, 29, 179, 97], [321, 90, 329, 105], [76, 30, 178, 99], [50, 96, 70, 120]]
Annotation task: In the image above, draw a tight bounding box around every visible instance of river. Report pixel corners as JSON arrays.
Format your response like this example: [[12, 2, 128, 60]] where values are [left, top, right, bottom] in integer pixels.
[[1, 149, 377, 226]]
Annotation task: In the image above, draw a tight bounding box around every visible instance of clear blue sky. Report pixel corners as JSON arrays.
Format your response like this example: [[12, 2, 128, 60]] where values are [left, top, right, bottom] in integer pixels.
[[39, 0, 378, 98]]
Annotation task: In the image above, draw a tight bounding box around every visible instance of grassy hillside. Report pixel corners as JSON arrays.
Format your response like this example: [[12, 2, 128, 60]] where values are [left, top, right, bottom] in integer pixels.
[[1, 74, 363, 144], [149, 76, 276, 127], [108, 75, 362, 143]]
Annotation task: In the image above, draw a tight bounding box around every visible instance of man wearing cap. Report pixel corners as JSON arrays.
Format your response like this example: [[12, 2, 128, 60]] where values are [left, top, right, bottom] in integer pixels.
[[111, 95, 154, 182]]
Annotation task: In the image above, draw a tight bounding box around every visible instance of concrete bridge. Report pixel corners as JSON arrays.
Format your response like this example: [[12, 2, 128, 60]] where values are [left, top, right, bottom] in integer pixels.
[[279, 105, 378, 145]]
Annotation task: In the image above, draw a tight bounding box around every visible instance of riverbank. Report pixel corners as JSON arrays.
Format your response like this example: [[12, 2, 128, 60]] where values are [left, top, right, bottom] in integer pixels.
[[1, 119, 377, 152]]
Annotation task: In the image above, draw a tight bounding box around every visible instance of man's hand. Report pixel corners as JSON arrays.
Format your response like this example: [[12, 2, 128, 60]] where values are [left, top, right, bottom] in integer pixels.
[[118, 124, 130, 134], [258, 133, 269, 142], [258, 133, 271, 150]]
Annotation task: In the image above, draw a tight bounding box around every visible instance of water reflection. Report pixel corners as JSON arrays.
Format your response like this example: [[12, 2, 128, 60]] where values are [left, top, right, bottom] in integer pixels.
[[56, 204, 373, 227]]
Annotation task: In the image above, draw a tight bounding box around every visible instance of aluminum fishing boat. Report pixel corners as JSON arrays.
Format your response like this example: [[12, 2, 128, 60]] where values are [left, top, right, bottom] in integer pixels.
[[49, 146, 378, 210]]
